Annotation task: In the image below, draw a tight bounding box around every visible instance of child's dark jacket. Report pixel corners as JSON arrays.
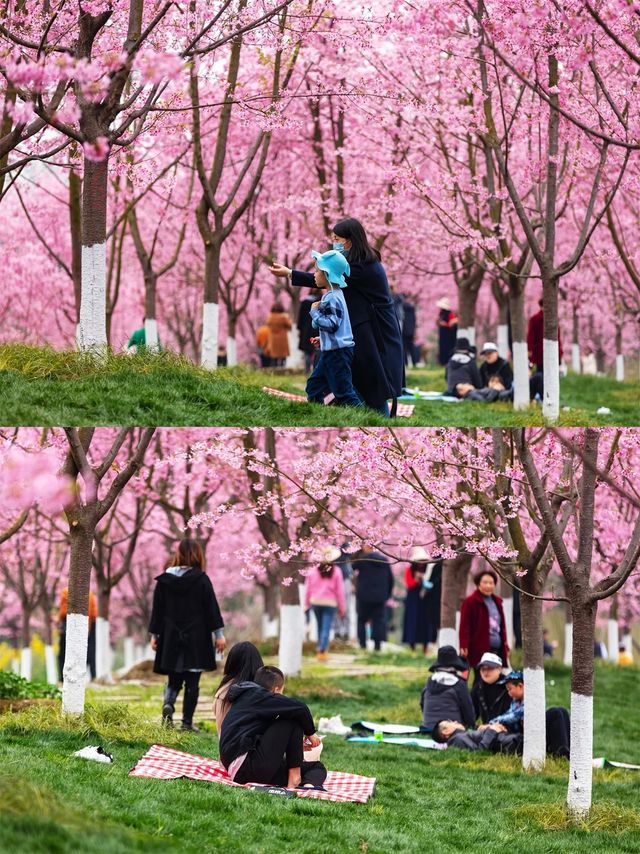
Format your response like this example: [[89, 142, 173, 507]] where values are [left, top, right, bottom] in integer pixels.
[[219, 682, 315, 767]]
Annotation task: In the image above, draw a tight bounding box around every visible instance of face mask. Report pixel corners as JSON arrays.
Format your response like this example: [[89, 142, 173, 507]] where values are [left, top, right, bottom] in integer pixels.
[[333, 242, 347, 254]]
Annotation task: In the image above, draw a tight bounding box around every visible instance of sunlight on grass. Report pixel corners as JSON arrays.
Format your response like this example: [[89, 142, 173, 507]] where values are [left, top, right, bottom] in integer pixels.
[[512, 801, 640, 832]]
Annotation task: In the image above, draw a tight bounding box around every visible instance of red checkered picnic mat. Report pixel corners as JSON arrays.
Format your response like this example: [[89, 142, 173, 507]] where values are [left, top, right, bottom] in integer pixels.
[[262, 387, 414, 418], [129, 744, 376, 804]]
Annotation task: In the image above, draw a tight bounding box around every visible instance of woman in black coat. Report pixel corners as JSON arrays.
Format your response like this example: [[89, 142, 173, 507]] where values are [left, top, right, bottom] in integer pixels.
[[149, 539, 225, 731], [270, 218, 405, 414]]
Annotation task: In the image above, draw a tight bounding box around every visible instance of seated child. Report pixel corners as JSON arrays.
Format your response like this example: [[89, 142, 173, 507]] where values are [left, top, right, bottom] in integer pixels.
[[431, 719, 521, 754], [471, 652, 511, 723], [481, 670, 524, 732], [420, 645, 476, 732], [305, 250, 364, 408], [219, 665, 327, 789]]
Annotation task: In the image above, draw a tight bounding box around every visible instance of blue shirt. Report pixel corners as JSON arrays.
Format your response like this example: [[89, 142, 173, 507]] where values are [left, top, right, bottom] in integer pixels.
[[490, 698, 524, 731], [310, 288, 355, 351]]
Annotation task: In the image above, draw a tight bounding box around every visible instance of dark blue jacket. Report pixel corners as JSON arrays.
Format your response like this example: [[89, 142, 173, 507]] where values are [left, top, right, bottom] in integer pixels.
[[292, 260, 404, 408], [352, 552, 394, 604]]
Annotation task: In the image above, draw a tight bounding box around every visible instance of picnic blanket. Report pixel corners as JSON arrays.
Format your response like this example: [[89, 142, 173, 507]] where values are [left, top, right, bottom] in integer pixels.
[[401, 388, 461, 403], [129, 744, 376, 804], [347, 735, 445, 750], [262, 387, 415, 418], [593, 757, 640, 770]]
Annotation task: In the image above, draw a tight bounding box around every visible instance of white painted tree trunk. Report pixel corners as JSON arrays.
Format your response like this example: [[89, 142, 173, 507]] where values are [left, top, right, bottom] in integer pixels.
[[512, 340, 530, 411], [78, 245, 108, 351], [543, 338, 560, 423], [286, 329, 303, 369], [567, 692, 593, 817], [523, 667, 546, 770], [503, 596, 515, 649], [438, 625, 458, 649], [45, 644, 57, 685], [134, 643, 145, 662], [307, 610, 319, 643], [226, 336, 237, 366], [607, 619, 619, 663], [11, 656, 20, 674], [564, 622, 573, 666], [457, 327, 476, 347], [95, 617, 111, 679], [622, 632, 633, 660], [144, 318, 159, 351], [62, 613, 89, 715], [201, 302, 219, 369], [20, 647, 32, 681], [615, 354, 624, 382], [348, 589, 358, 642], [279, 604, 304, 676], [261, 614, 279, 640], [571, 343, 581, 375], [497, 324, 509, 360], [123, 636, 135, 670]]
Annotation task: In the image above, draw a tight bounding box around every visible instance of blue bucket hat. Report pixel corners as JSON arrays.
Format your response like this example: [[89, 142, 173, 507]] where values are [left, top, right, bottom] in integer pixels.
[[505, 670, 523, 684], [311, 249, 350, 288]]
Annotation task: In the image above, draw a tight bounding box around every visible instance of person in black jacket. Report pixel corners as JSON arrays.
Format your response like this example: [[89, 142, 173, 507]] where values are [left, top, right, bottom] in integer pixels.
[[269, 218, 405, 415], [297, 289, 322, 373], [352, 546, 394, 651], [431, 720, 521, 753], [471, 652, 511, 723], [219, 666, 326, 790], [446, 338, 483, 397], [149, 539, 225, 731], [479, 342, 513, 390], [420, 646, 475, 732]]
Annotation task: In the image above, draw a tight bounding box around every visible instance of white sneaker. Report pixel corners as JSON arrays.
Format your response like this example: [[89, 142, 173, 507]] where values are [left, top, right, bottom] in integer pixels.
[[73, 745, 114, 763], [318, 715, 351, 736]]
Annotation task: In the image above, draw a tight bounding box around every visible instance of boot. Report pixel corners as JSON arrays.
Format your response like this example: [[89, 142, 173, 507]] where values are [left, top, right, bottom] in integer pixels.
[[162, 685, 179, 727], [181, 681, 200, 731]]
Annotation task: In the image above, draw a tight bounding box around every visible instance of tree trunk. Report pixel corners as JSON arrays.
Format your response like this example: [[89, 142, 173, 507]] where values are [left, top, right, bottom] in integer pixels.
[[567, 599, 598, 818], [520, 588, 546, 770], [227, 314, 238, 367], [95, 587, 112, 680], [457, 285, 479, 346], [261, 581, 279, 638], [201, 238, 222, 369], [438, 554, 471, 648], [542, 273, 561, 423], [62, 522, 95, 714], [20, 608, 32, 680], [508, 278, 529, 411], [78, 155, 109, 351], [615, 326, 624, 382], [571, 309, 581, 374], [607, 595, 619, 663], [563, 600, 573, 666], [144, 272, 160, 350], [45, 644, 58, 685], [69, 167, 82, 328], [279, 577, 303, 676]]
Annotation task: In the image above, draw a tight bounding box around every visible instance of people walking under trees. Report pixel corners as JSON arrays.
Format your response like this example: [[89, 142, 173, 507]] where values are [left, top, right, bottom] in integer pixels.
[[149, 538, 225, 732], [256, 323, 272, 367], [437, 298, 458, 365], [352, 545, 394, 651], [459, 569, 509, 670], [304, 546, 346, 661], [266, 301, 292, 367], [402, 547, 442, 654]]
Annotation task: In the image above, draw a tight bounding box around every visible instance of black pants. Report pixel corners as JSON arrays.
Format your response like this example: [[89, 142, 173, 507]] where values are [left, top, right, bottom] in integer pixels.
[[306, 347, 364, 407], [357, 601, 386, 650], [234, 719, 327, 789], [167, 671, 201, 724], [546, 706, 570, 758]]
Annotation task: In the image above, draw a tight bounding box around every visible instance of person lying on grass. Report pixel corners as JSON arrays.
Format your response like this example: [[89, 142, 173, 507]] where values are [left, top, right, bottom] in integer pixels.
[[479, 670, 570, 758], [219, 665, 327, 790], [431, 719, 522, 753], [305, 250, 364, 408], [454, 378, 513, 403]]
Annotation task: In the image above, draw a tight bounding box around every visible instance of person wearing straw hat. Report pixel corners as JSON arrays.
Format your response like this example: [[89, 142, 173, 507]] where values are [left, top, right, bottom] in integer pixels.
[[304, 249, 364, 408], [402, 547, 442, 654], [436, 297, 458, 366], [304, 546, 346, 662]]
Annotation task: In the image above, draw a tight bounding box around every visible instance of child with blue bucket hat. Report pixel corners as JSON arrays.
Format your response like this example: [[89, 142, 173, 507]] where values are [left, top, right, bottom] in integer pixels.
[[305, 250, 364, 407]]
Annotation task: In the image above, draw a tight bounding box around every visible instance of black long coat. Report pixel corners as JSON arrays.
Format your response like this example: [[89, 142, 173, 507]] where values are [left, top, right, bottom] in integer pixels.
[[149, 567, 224, 674], [292, 260, 405, 408]]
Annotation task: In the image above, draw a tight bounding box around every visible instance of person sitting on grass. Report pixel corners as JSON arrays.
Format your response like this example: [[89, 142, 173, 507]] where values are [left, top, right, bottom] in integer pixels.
[[213, 642, 264, 733], [480, 670, 570, 757], [420, 645, 475, 733], [479, 342, 513, 390], [219, 665, 327, 790], [305, 249, 364, 408], [431, 719, 522, 753], [471, 652, 511, 724]]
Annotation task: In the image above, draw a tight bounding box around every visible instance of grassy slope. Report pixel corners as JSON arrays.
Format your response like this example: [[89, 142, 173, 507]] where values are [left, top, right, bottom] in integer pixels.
[[1, 655, 639, 854], [0, 345, 637, 426]]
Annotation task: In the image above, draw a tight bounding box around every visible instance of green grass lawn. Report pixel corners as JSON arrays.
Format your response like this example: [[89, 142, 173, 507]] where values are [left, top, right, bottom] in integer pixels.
[[1, 652, 639, 853], [0, 345, 637, 426]]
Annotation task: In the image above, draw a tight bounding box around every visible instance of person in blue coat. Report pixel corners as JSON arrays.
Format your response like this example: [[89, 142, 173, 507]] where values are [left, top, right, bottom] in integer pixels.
[[269, 218, 404, 415]]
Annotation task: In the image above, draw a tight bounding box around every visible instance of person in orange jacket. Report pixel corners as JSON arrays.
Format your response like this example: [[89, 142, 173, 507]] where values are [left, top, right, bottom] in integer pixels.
[[57, 587, 98, 682]]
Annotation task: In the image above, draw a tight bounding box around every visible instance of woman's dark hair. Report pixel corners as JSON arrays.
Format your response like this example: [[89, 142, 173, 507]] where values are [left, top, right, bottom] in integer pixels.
[[218, 642, 264, 691], [169, 538, 205, 570], [332, 218, 381, 264], [474, 568, 498, 587], [271, 300, 285, 313], [319, 564, 335, 578]]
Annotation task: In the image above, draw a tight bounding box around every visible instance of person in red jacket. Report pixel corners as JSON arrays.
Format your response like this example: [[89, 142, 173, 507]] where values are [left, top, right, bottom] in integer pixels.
[[527, 298, 563, 373], [459, 569, 509, 669]]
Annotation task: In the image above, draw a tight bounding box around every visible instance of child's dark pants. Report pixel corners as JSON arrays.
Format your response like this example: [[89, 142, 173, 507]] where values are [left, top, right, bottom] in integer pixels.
[[233, 719, 327, 789], [166, 671, 201, 724], [306, 348, 364, 407]]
